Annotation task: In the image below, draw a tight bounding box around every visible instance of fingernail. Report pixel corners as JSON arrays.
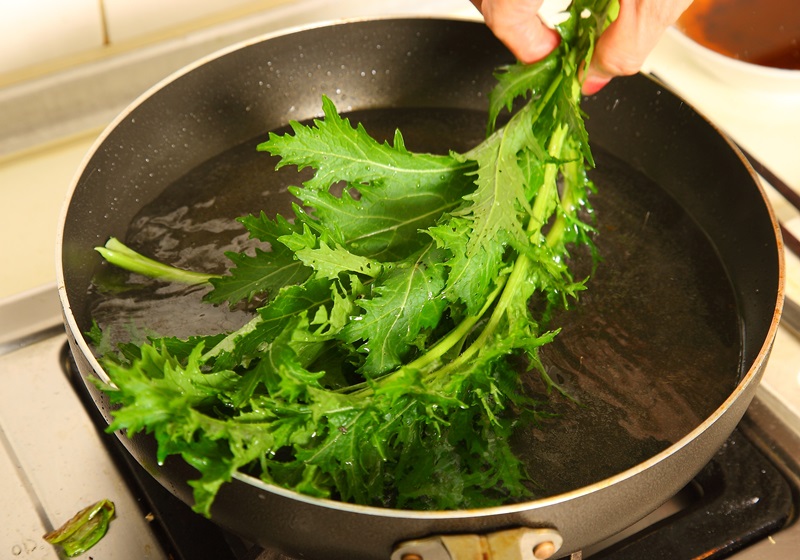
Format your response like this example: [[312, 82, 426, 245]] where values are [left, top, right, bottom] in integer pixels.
[[581, 75, 611, 96]]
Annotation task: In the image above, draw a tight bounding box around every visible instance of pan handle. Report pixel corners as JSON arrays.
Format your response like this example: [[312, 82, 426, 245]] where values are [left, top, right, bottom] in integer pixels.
[[391, 527, 563, 560]]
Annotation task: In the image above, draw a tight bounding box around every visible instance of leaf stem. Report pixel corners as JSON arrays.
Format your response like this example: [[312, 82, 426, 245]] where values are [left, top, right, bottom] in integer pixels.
[[96, 237, 220, 285], [406, 275, 508, 372], [439, 123, 570, 377]]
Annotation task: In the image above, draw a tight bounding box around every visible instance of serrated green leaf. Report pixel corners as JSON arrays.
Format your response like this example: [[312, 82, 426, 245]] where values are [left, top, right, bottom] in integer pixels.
[[340, 243, 449, 376], [208, 277, 335, 371], [258, 96, 473, 195], [280, 225, 385, 280], [488, 55, 560, 132], [205, 212, 313, 305], [260, 95, 475, 262], [434, 100, 547, 314]]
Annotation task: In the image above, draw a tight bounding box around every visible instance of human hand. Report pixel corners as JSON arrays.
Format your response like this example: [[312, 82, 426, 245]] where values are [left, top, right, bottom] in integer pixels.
[[470, 0, 694, 95]]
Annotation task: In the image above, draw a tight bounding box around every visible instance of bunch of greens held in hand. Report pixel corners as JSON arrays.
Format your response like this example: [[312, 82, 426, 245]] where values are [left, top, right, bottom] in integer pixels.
[[91, 0, 618, 516]]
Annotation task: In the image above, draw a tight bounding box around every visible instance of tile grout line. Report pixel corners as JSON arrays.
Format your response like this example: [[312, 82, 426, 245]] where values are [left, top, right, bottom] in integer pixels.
[[98, 0, 111, 46]]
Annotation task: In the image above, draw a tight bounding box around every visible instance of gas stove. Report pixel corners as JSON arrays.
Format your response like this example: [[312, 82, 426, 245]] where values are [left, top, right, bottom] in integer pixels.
[[2, 1, 800, 559]]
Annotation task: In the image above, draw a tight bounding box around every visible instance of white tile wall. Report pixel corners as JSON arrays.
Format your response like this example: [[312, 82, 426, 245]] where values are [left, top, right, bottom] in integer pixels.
[[0, 0, 479, 81], [102, 0, 280, 43], [0, 0, 104, 75], [0, 0, 290, 79]]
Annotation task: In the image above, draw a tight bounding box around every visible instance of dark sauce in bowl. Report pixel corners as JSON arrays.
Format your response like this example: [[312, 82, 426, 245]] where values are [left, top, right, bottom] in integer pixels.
[[676, 0, 800, 70], [88, 106, 741, 497]]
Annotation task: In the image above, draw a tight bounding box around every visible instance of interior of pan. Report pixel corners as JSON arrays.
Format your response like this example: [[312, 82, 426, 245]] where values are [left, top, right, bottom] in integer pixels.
[[58, 16, 781, 525]]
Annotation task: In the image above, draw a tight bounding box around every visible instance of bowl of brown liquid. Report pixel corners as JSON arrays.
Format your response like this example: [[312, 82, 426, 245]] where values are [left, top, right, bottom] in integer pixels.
[[668, 0, 800, 92]]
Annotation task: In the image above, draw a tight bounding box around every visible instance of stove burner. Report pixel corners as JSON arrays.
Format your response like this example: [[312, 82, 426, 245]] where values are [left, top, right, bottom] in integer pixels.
[[62, 346, 795, 560], [585, 429, 793, 560]]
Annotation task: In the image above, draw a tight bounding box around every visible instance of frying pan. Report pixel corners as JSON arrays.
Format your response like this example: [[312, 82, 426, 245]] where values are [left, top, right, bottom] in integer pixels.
[[56, 17, 783, 560]]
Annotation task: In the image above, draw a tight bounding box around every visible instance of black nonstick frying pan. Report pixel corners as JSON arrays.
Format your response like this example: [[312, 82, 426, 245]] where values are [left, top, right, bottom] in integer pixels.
[[56, 17, 783, 560]]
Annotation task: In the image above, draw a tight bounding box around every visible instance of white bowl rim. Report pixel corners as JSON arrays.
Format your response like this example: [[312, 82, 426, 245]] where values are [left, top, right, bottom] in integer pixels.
[[666, 25, 800, 82]]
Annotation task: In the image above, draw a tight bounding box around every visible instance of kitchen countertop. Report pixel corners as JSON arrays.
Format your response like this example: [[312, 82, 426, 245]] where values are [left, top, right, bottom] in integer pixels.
[[0, 131, 99, 299]]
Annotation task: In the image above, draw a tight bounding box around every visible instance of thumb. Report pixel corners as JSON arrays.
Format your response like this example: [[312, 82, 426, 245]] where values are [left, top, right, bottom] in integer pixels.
[[473, 0, 561, 64]]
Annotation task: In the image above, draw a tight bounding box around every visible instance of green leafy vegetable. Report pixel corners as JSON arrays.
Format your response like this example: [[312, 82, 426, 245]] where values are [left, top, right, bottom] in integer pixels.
[[91, 0, 618, 516], [97, 237, 219, 285], [43, 499, 115, 557]]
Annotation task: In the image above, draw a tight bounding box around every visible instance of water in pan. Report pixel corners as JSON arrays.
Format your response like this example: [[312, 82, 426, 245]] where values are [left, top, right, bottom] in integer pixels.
[[522, 150, 740, 493], [87, 106, 741, 499]]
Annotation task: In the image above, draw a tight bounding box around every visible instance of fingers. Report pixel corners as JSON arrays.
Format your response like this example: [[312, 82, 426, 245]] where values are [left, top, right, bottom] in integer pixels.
[[472, 0, 693, 96], [582, 0, 694, 94], [471, 0, 561, 63]]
